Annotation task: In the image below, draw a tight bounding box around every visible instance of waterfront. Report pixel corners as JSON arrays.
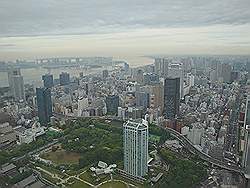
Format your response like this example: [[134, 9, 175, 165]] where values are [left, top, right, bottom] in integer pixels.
[[0, 56, 153, 87], [0, 66, 103, 88]]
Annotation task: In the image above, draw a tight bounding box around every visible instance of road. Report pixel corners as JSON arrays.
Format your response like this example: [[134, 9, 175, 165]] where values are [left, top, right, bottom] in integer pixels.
[[158, 125, 243, 173]]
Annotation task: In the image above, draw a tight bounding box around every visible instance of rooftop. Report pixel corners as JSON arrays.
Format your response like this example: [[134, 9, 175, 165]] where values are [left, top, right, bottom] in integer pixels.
[[0, 163, 16, 174], [123, 119, 148, 129], [14, 174, 36, 188]]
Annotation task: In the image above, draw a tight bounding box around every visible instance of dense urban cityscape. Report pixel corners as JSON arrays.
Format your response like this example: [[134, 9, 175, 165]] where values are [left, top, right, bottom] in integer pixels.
[[1, 0, 250, 188], [0, 56, 250, 188]]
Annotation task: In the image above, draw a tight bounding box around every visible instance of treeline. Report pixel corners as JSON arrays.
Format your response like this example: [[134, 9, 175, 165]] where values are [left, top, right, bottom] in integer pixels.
[[158, 149, 207, 188], [61, 120, 123, 168], [79, 147, 122, 168], [149, 124, 172, 144]]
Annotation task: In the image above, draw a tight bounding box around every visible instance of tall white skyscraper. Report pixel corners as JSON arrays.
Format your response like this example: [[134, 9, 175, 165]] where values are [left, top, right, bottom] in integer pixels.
[[8, 68, 25, 101], [123, 119, 148, 177]]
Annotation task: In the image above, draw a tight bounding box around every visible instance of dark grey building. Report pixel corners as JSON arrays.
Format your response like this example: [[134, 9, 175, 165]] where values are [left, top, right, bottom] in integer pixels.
[[59, 72, 70, 86], [124, 62, 129, 72], [135, 91, 149, 110], [42, 74, 53, 88], [106, 95, 119, 115], [36, 87, 52, 125], [135, 69, 144, 84], [102, 70, 109, 78], [163, 78, 180, 119]]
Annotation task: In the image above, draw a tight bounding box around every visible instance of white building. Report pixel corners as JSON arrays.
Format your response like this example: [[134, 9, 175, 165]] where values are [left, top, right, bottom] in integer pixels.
[[154, 58, 171, 78], [77, 97, 89, 116], [14, 122, 45, 144], [123, 119, 148, 177], [187, 123, 205, 145], [181, 126, 189, 136], [118, 107, 126, 120], [8, 68, 25, 101]]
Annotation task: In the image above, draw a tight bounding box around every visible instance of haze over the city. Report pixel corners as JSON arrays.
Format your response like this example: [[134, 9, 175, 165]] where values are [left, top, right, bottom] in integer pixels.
[[0, 0, 250, 61], [2, 1, 250, 188]]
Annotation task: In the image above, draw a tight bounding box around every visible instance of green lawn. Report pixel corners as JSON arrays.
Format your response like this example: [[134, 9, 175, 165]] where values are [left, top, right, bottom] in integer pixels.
[[149, 134, 161, 143], [98, 181, 127, 188], [79, 171, 97, 184], [40, 150, 81, 165]]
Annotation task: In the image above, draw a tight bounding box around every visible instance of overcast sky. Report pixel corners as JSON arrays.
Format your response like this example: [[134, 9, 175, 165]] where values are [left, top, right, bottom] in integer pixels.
[[0, 0, 250, 61]]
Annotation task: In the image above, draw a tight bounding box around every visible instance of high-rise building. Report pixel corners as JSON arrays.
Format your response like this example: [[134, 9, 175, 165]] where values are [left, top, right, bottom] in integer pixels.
[[168, 63, 184, 98], [231, 71, 239, 82], [163, 78, 180, 119], [105, 95, 119, 115], [222, 63, 232, 83], [123, 119, 148, 177], [77, 97, 89, 116], [135, 69, 144, 84], [124, 62, 130, 72], [36, 87, 52, 125], [8, 68, 25, 101], [140, 83, 164, 114], [154, 58, 162, 76], [187, 123, 205, 145], [42, 74, 53, 88], [154, 58, 170, 78], [162, 58, 170, 78], [102, 70, 109, 79], [59, 72, 70, 86], [135, 91, 149, 110]]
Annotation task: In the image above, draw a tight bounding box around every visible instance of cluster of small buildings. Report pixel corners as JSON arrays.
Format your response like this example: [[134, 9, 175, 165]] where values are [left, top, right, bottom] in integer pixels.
[[0, 121, 45, 149], [0, 163, 50, 188], [0, 56, 248, 185], [175, 83, 241, 160]]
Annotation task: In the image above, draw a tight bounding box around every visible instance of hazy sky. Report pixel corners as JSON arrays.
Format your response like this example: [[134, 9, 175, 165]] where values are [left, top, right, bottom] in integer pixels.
[[0, 0, 250, 61]]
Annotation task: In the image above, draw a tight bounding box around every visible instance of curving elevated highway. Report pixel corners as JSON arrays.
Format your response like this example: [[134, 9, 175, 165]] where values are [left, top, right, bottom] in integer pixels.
[[160, 126, 243, 173]]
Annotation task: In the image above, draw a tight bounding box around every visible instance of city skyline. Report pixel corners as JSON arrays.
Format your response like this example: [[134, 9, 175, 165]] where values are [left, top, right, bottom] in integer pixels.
[[1, 1, 250, 187], [0, 0, 250, 61]]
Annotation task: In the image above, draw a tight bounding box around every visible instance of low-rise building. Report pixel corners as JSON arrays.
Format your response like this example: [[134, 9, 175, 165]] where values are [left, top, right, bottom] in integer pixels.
[[14, 122, 45, 144], [0, 122, 16, 149], [0, 163, 17, 177]]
